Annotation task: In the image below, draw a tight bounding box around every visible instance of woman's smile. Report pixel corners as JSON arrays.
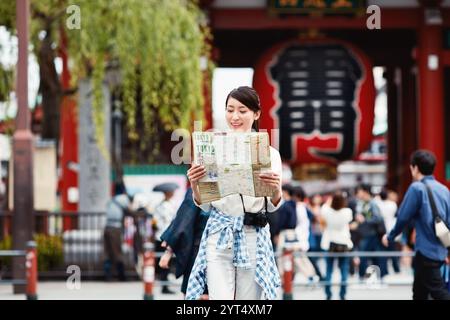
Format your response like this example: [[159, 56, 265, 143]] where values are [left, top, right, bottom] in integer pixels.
[[225, 97, 260, 132]]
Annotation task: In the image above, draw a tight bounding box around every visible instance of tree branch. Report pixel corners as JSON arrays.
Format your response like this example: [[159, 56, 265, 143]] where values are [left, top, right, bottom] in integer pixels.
[[63, 87, 78, 96], [31, 4, 67, 25]]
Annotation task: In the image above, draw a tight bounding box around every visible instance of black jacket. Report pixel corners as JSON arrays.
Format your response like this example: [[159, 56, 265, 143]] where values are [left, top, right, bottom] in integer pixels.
[[160, 188, 209, 278]]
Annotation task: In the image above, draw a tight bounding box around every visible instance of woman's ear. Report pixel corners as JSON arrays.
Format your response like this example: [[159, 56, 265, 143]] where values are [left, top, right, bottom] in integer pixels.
[[254, 110, 261, 121]]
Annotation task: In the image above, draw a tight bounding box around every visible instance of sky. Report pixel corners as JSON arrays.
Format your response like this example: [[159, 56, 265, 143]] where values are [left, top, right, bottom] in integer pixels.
[[0, 26, 40, 121]]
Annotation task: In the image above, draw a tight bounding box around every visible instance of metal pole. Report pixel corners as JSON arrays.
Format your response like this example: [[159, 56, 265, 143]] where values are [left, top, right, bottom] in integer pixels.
[[113, 101, 122, 167], [26, 241, 38, 300], [12, 0, 34, 294], [111, 98, 124, 194], [143, 242, 155, 300], [282, 249, 294, 300]]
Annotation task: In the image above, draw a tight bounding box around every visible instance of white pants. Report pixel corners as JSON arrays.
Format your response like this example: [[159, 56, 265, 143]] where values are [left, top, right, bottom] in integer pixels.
[[206, 226, 262, 300]]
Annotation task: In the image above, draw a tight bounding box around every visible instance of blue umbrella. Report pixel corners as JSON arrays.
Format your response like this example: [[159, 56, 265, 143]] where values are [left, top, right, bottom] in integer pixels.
[[152, 182, 179, 193]]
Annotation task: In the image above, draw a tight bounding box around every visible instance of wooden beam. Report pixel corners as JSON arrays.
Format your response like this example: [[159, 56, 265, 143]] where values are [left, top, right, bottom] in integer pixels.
[[210, 8, 450, 29]]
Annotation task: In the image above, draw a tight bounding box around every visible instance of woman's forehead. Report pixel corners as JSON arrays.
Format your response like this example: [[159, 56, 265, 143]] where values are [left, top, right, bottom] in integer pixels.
[[227, 97, 248, 108]]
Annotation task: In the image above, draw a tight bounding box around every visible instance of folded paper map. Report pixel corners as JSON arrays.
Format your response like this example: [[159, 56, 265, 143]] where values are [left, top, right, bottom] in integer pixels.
[[192, 131, 273, 203]]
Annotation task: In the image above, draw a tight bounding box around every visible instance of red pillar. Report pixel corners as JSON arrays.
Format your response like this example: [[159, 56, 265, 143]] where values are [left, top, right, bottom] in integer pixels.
[[59, 27, 78, 228], [399, 65, 418, 198], [417, 6, 445, 182], [385, 67, 400, 192]]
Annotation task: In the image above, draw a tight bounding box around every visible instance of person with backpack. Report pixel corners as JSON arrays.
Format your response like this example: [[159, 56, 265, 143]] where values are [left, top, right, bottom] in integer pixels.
[[382, 150, 450, 300], [355, 183, 387, 279]]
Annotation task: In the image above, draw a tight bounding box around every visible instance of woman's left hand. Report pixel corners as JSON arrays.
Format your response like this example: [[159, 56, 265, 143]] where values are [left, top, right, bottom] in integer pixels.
[[259, 171, 281, 201], [159, 251, 172, 269]]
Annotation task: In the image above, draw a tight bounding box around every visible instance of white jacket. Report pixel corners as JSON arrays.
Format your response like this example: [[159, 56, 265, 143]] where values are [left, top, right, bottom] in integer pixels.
[[295, 202, 310, 252], [320, 205, 353, 251]]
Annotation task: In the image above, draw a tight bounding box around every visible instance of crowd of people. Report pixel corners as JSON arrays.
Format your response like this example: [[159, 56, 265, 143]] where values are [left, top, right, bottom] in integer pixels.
[[103, 150, 450, 301], [270, 183, 404, 300]]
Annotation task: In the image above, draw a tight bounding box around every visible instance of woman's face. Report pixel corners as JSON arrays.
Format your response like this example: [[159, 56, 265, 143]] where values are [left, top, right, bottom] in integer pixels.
[[225, 97, 260, 132], [312, 195, 322, 205]]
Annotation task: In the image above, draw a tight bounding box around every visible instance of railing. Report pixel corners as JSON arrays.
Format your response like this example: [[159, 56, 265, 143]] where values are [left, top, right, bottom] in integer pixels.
[[291, 251, 416, 258], [279, 250, 416, 299], [0, 241, 38, 300], [0, 211, 153, 278]]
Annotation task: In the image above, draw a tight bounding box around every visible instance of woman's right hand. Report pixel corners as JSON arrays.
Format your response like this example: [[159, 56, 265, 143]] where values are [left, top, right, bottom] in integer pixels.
[[187, 164, 206, 186]]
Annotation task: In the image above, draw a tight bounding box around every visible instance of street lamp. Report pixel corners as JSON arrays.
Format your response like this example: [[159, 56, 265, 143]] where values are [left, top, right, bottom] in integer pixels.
[[104, 62, 123, 187], [112, 99, 123, 181], [12, 0, 34, 294]]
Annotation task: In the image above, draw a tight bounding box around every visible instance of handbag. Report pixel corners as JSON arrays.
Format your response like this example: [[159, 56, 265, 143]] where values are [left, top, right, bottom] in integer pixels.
[[422, 182, 450, 248], [329, 242, 349, 253]]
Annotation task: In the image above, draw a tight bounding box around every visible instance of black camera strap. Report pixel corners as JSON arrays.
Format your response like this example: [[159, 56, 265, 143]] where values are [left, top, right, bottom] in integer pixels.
[[239, 194, 268, 214]]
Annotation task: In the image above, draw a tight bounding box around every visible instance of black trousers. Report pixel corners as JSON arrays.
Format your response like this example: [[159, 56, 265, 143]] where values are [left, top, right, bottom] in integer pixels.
[[413, 251, 450, 300]]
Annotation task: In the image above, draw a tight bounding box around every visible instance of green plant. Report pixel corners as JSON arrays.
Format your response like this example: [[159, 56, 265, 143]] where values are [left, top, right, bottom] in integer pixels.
[[0, 65, 13, 103], [0, 234, 64, 272], [0, 235, 12, 270], [33, 233, 64, 272]]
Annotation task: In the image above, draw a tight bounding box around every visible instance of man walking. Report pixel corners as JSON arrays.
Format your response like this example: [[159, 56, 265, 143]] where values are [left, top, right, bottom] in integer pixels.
[[103, 182, 131, 281], [382, 150, 450, 300]]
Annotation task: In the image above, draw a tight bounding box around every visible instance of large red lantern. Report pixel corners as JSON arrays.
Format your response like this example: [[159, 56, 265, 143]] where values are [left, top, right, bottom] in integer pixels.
[[253, 38, 376, 166]]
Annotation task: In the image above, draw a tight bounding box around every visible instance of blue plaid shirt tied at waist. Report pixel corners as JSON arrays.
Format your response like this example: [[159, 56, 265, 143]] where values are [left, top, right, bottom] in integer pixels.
[[185, 207, 281, 300]]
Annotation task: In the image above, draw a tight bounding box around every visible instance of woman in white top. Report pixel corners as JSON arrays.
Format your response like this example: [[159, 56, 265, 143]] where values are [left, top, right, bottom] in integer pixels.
[[186, 86, 283, 300], [321, 192, 353, 300], [376, 189, 400, 273]]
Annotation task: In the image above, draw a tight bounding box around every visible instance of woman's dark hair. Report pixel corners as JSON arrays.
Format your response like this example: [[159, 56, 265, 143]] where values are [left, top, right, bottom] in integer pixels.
[[282, 184, 294, 197], [225, 86, 261, 132], [410, 149, 436, 175], [331, 192, 347, 211], [379, 189, 388, 201], [356, 183, 372, 196], [293, 186, 306, 201], [114, 181, 127, 196]]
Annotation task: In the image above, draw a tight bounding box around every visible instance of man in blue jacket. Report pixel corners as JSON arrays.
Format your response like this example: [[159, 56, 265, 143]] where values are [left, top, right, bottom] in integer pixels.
[[382, 150, 450, 300]]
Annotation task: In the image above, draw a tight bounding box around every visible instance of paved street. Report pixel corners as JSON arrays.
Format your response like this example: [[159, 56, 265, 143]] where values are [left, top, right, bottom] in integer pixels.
[[0, 271, 413, 300]]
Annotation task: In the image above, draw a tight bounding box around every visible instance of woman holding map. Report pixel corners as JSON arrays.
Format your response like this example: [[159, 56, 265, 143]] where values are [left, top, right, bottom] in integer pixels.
[[185, 86, 283, 300]]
